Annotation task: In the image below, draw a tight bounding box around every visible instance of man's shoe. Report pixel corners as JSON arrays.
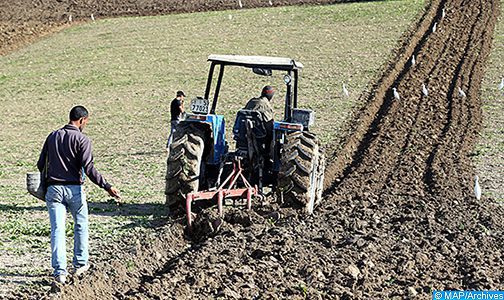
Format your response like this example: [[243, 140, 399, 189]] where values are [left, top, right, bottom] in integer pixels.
[[73, 264, 90, 276], [55, 274, 66, 284]]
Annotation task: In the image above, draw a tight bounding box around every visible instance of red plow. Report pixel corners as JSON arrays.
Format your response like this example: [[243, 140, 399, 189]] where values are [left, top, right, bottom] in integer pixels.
[[185, 157, 259, 228]]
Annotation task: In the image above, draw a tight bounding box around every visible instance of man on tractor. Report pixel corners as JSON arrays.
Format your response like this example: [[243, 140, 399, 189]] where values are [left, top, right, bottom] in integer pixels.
[[165, 55, 326, 222], [244, 85, 275, 157], [245, 85, 275, 121]]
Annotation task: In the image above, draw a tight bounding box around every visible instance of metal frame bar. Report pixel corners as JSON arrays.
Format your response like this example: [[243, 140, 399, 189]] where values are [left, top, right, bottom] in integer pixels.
[[293, 70, 298, 110], [284, 70, 293, 122], [210, 65, 225, 114], [186, 158, 258, 228], [204, 63, 216, 101], [204, 60, 300, 116]]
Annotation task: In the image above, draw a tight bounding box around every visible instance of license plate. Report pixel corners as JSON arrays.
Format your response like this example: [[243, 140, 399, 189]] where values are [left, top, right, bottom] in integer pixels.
[[190, 98, 209, 114]]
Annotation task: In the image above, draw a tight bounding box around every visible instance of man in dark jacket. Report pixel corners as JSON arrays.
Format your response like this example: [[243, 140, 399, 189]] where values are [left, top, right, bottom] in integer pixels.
[[244, 85, 275, 122], [166, 90, 186, 151], [37, 105, 120, 284], [244, 85, 275, 156]]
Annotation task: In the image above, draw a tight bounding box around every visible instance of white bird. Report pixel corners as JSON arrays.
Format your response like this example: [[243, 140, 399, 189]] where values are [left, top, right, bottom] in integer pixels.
[[269, 0, 273, 6], [498, 78, 504, 90], [343, 83, 349, 97], [432, 22, 437, 33], [411, 55, 416, 67], [422, 83, 428, 97], [228, 14, 233, 20], [68, 15, 73, 22], [442, 8, 446, 19], [458, 87, 466, 98], [91, 14, 95, 22], [393, 87, 400, 100], [474, 175, 481, 200], [238, 0, 243, 8]]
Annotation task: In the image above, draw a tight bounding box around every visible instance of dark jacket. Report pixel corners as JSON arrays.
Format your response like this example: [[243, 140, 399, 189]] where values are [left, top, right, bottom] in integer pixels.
[[244, 96, 274, 121], [170, 97, 183, 121], [37, 124, 111, 190]]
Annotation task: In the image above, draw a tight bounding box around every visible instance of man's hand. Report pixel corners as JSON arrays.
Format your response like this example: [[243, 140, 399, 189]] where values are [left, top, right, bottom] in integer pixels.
[[107, 186, 121, 200]]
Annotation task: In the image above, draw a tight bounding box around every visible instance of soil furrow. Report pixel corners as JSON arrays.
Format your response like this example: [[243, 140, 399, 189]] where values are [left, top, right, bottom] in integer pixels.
[[396, 0, 484, 195], [383, 1, 472, 195], [424, 0, 490, 199], [10, 0, 504, 299], [323, 0, 444, 194], [103, 1, 504, 298]]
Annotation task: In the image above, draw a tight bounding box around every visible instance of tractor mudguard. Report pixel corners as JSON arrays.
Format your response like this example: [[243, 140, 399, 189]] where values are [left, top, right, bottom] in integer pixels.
[[274, 108, 315, 133], [273, 121, 304, 132], [184, 113, 227, 165]]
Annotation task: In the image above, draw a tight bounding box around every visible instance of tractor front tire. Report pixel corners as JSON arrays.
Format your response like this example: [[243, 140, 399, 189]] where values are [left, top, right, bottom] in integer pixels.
[[278, 131, 324, 214], [165, 123, 206, 211]]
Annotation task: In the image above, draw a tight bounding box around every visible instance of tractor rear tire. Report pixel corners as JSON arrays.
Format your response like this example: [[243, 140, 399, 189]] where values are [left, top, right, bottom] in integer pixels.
[[165, 123, 206, 210], [278, 131, 323, 214], [315, 152, 326, 206]]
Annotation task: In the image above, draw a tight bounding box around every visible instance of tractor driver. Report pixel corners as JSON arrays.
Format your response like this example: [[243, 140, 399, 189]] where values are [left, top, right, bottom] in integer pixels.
[[244, 85, 275, 158]]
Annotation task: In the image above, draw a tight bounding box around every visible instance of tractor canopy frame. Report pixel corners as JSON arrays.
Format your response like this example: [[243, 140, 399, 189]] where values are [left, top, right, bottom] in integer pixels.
[[204, 55, 303, 122]]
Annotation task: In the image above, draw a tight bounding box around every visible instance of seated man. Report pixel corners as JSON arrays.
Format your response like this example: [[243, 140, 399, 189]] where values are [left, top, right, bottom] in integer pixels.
[[244, 85, 275, 157], [245, 85, 275, 122]]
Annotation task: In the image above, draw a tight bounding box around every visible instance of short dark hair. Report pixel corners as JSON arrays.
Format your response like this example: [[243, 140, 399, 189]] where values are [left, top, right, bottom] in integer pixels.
[[69, 106, 89, 121]]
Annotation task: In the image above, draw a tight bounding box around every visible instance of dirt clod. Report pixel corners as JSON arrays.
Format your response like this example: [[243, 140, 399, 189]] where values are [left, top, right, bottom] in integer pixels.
[[4, 0, 504, 299]]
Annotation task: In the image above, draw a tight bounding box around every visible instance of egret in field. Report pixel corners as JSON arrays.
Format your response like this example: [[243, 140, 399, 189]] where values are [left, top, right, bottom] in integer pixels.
[[269, 0, 273, 6], [411, 55, 416, 67], [343, 83, 349, 97], [458, 87, 466, 98], [432, 22, 437, 33], [498, 78, 504, 90], [442, 8, 446, 19], [91, 14, 95, 22], [422, 83, 428, 97], [474, 175, 481, 200], [68, 15, 73, 22], [238, 0, 243, 8], [393, 87, 400, 100], [228, 14, 233, 20]]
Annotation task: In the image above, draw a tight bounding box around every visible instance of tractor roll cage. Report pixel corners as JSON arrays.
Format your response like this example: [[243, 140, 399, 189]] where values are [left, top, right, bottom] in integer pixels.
[[204, 55, 303, 122]]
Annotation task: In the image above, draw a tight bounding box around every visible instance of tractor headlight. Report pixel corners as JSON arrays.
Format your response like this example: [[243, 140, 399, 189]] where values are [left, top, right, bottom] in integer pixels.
[[283, 74, 292, 85]]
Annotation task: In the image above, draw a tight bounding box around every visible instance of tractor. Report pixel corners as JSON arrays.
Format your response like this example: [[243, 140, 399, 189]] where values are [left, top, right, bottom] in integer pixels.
[[165, 55, 325, 224]]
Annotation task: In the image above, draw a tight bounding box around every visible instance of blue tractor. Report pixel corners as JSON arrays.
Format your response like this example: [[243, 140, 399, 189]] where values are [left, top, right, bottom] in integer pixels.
[[165, 55, 325, 215]]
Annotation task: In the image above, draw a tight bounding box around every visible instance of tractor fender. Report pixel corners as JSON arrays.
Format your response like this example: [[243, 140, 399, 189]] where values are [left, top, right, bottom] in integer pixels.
[[184, 113, 227, 165], [273, 121, 304, 132]]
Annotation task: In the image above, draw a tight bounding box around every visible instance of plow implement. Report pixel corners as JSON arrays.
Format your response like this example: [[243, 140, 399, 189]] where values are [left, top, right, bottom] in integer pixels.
[[185, 157, 259, 228]]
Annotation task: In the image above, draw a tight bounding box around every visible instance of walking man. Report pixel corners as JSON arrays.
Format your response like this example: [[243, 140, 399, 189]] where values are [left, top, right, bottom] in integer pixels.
[[37, 105, 121, 284], [166, 90, 186, 151]]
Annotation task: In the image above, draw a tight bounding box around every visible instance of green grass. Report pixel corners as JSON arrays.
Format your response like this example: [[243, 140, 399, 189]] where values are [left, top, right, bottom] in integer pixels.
[[0, 218, 51, 236], [476, 0, 504, 202], [0, 0, 424, 294]]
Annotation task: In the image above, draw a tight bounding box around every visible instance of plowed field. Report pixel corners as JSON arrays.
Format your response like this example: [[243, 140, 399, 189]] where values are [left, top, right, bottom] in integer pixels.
[[3, 0, 503, 299]]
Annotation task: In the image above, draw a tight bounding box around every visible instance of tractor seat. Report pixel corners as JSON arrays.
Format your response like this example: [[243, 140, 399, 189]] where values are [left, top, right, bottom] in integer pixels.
[[233, 109, 267, 152]]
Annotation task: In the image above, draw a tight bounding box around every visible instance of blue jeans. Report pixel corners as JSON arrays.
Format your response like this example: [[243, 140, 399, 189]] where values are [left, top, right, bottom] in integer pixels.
[[166, 120, 180, 148], [45, 185, 88, 276]]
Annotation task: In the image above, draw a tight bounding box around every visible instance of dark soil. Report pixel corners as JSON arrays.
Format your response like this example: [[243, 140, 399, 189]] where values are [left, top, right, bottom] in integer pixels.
[[5, 0, 504, 299]]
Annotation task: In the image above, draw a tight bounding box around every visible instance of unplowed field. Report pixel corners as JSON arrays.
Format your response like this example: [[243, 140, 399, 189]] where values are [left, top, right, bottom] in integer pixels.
[[3, 0, 503, 299], [0, 0, 357, 55]]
